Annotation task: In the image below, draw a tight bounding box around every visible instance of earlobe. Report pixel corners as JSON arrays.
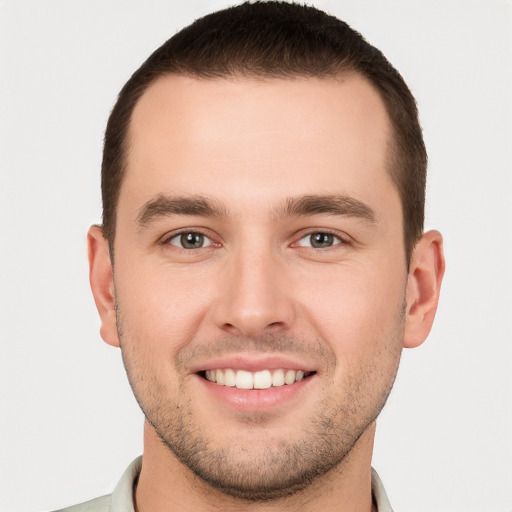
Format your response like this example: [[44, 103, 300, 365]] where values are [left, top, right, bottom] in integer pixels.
[[403, 230, 445, 349], [87, 225, 120, 347]]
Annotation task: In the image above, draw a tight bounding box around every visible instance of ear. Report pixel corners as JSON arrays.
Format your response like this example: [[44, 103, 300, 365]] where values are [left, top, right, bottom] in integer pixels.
[[87, 225, 120, 347], [403, 230, 445, 348]]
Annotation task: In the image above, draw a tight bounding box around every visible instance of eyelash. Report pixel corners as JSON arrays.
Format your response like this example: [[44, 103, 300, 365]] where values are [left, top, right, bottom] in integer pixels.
[[293, 230, 350, 250], [161, 229, 218, 250], [160, 229, 351, 251]]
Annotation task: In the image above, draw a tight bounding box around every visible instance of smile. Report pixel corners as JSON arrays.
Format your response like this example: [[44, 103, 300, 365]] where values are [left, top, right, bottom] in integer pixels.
[[203, 368, 313, 390]]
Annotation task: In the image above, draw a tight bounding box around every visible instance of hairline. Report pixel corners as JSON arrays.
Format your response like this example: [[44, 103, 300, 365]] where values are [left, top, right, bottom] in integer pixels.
[[108, 69, 412, 266]]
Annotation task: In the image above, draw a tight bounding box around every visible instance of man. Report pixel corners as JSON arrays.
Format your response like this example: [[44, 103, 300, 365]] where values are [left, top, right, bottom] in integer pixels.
[[72, 2, 444, 511]]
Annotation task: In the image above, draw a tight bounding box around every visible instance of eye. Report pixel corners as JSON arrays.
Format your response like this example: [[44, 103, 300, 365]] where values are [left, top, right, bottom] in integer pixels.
[[296, 232, 343, 249], [168, 232, 213, 249]]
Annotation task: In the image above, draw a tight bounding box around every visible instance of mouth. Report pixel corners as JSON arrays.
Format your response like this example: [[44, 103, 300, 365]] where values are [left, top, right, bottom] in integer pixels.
[[200, 368, 315, 390]]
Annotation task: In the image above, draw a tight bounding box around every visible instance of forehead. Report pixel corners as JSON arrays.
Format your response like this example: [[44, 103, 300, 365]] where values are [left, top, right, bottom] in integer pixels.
[[123, 74, 394, 213]]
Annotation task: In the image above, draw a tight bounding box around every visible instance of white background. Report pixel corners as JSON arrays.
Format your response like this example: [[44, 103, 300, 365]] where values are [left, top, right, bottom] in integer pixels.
[[1, 1, 510, 511]]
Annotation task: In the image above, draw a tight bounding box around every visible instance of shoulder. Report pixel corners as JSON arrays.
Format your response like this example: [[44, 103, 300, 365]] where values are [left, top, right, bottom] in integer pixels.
[[52, 494, 111, 512], [371, 467, 394, 512], [50, 457, 141, 512]]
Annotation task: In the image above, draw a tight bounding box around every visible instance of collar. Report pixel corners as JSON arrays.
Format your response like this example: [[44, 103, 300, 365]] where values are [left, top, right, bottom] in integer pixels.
[[110, 457, 393, 511]]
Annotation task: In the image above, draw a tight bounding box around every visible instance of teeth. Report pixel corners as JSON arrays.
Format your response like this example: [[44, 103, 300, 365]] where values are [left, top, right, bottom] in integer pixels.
[[284, 369, 296, 385], [224, 368, 236, 387], [236, 370, 253, 389], [272, 369, 285, 387], [204, 368, 310, 389], [253, 370, 272, 389]]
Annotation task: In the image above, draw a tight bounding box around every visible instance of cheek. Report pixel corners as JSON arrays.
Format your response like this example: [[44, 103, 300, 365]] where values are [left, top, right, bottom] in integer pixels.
[[113, 258, 215, 350], [297, 261, 406, 365]]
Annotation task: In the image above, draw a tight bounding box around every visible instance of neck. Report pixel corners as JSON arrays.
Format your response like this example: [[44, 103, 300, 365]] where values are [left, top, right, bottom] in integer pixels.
[[135, 421, 377, 512]]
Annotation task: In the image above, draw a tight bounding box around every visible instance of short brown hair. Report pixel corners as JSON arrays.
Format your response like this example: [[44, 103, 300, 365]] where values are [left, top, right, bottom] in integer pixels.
[[102, 1, 426, 263]]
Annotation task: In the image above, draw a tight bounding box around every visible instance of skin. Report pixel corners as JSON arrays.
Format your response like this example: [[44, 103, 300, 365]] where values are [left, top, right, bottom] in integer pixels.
[[89, 75, 444, 511]]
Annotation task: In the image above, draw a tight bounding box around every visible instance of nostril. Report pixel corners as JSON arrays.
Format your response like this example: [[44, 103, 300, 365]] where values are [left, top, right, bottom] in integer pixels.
[[266, 321, 288, 331]]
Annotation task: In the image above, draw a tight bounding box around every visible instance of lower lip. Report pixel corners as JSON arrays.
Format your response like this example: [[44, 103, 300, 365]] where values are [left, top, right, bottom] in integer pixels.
[[196, 374, 315, 411]]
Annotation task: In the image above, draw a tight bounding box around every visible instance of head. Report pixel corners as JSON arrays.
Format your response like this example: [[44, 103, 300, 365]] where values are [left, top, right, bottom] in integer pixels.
[[89, 1, 444, 503], [101, 1, 426, 265]]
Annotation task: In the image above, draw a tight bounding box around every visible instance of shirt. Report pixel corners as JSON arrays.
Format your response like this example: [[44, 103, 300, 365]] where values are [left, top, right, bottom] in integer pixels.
[[54, 457, 393, 512]]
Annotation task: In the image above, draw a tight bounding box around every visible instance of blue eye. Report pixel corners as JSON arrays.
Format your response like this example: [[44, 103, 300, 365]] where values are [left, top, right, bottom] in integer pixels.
[[168, 232, 212, 249], [297, 232, 342, 248]]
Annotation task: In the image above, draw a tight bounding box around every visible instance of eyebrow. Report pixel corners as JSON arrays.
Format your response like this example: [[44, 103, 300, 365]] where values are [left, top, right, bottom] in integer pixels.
[[274, 194, 376, 222], [136, 192, 376, 230], [137, 195, 227, 229]]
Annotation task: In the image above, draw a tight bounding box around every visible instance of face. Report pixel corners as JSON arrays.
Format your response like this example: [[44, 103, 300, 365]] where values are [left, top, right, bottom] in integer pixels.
[[110, 75, 408, 498]]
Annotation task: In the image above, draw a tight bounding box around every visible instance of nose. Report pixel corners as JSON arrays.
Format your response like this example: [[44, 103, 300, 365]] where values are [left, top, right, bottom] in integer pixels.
[[212, 246, 296, 338]]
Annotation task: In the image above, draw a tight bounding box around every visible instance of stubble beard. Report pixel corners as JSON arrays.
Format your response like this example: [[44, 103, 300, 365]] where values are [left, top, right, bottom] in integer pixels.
[[117, 308, 404, 502]]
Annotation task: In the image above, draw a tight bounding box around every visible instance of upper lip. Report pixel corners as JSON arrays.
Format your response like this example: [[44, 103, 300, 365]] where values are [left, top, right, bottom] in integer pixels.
[[189, 354, 316, 374]]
